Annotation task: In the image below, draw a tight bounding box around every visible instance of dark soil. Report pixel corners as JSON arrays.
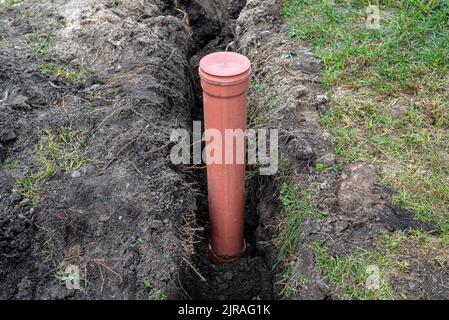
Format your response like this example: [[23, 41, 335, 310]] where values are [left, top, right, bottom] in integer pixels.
[[1, 0, 198, 299]]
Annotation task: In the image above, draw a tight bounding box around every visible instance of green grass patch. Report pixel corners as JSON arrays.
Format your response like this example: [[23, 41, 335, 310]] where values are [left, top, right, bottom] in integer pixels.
[[35, 128, 89, 172], [284, 0, 449, 232], [40, 246, 86, 289], [16, 175, 40, 205], [0, 0, 24, 6], [311, 225, 448, 300], [144, 280, 167, 300], [0, 0, 24, 12], [31, 32, 57, 57], [15, 128, 89, 205], [55, 263, 86, 288], [1, 159, 18, 169], [380, 228, 449, 254], [276, 182, 323, 296], [313, 242, 394, 300], [37, 62, 86, 85], [17, 29, 57, 57]]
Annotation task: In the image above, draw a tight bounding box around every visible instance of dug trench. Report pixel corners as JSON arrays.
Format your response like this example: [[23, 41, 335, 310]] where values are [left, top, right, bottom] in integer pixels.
[[173, 0, 275, 300], [1, 0, 447, 301]]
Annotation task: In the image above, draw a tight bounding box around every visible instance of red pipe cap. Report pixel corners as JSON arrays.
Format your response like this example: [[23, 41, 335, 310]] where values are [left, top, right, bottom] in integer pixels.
[[200, 52, 251, 77], [199, 52, 251, 87]]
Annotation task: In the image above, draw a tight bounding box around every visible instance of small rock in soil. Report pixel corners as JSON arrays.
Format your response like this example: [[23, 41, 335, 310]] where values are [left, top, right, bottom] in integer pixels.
[[10, 193, 21, 203], [150, 219, 164, 230], [98, 214, 110, 223], [316, 94, 328, 104], [80, 164, 96, 175], [0, 128, 17, 144], [317, 103, 330, 114], [287, 137, 314, 160], [71, 170, 81, 178], [309, 233, 323, 242], [315, 153, 336, 167], [19, 198, 30, 207], [316, 279, 330, 295]]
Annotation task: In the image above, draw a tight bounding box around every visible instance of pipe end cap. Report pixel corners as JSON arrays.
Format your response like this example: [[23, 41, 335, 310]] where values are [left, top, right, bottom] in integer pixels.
[[200, 52, 251, 78]]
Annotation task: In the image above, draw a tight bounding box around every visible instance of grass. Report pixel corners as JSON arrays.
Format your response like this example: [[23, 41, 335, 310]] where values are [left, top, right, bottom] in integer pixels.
[[15, 128, 89, 205], [1, 6, 86, 85], [276, 181, 323, 296], [312, 228, 448, 300], [55, 264, 85, 289], [37, 62, 86, 85], [315, 162, 326, 170], [0, 0, 23, 5], [143, 280, 167, 300], [248, 76, 277, 128], [0, 0, 23, 13], [0, 0, 24, 8], [36, 129, 89, 172], [283, 0, 449, 232], [279, 0, 449, 299], [16, 175, 40, 205], [313, 242, 395, 300], [41, 246, 86, 289], [31, 32, 57, 56], [1, 159, 18, 169], [10, 13, 86, 85], [380, 228, 449, 257]]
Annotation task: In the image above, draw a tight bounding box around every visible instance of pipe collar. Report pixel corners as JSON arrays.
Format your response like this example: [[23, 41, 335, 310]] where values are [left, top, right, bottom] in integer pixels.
[[209, 239, 247, 265]]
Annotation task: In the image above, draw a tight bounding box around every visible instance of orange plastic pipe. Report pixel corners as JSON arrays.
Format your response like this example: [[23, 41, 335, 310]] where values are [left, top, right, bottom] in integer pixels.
[[199, 52, 251, 264]]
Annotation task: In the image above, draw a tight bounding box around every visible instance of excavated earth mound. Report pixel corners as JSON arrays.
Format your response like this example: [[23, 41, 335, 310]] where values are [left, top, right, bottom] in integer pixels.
[[1, 0, 197, 299]]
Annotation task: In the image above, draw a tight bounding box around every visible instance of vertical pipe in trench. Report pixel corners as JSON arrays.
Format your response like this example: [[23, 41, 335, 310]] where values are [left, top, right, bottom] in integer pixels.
[[199, 52, 251, 264]]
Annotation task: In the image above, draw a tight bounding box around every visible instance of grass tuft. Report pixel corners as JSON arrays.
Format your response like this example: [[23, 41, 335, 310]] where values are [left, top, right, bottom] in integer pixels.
[[37, 62, 86, 85], [248, 76, 277, 128], [313, 242, 395, 300], [144, 280, 167, 300], [15, 128, 89, 205], [276, 182, 323, 296]]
